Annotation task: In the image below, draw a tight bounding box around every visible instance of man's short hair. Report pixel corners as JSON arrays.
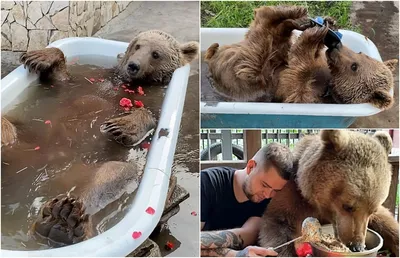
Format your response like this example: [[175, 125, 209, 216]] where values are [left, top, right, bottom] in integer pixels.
[[252, 142, 294, 180]]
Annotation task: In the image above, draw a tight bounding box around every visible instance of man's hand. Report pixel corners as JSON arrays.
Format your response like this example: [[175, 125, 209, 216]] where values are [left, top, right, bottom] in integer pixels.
[[234, 246, 278, 257]]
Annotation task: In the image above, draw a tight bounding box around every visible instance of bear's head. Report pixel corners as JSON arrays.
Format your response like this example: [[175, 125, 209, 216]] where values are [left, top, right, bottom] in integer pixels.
[[117, 30, 199, 85], [326, 44, 398, 109], [296, 130, 392, 252]]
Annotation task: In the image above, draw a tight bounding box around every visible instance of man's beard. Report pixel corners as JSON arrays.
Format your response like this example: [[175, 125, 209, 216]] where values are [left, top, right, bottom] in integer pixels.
[[242, 178, 258, 202]]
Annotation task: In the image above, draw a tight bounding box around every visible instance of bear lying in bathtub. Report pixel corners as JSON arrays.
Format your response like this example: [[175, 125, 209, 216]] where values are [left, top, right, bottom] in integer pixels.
[[1, 29, 199, 246], [204, 5, 398, 108], [2, 30, 199, 147]]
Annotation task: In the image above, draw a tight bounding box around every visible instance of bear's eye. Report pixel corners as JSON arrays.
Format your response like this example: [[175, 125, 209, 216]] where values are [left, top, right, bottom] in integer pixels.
[[152, 51, 160, 59], [135, 44, 140, 50], [342, 204, 354, 213], [351, 63, 358, 71]]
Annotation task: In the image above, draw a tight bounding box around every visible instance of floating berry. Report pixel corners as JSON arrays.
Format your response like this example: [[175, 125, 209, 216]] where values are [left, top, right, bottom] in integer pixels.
[[121, 84, 127, 89], [120, 98, 133, 108], [114, 87, 119, 91], [137, 86, 145, 95], [89, 78, 96, 82], [34, 146, 40, 151], [134, 100, 144, 108], [44, 120, 51, 124], [99, 78, 105, 82]]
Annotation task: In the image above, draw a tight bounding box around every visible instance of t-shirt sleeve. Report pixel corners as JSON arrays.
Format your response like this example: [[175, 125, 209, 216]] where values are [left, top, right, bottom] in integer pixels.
[[200, 170, 216, 223]]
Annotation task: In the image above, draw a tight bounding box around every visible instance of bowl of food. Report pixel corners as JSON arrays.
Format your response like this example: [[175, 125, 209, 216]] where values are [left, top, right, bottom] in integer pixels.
[[310, 224, 383, 257]]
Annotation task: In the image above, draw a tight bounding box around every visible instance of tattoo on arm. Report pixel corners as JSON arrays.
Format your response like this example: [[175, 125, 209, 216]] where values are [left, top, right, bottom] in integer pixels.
[[201, 248, 234, 257], [201, 230, 244, 250]]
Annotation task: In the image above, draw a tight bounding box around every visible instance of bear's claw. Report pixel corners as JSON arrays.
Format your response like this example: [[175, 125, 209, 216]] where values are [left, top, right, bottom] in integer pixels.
[[31, 195, 91, 247], [100, 108, 156, 147]]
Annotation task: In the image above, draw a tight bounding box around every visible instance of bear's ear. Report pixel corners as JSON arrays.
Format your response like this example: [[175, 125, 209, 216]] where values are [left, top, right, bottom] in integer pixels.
[[253, 7, 259, 17], [180, 41, 199, 64], [321, 130, 349, 151], [370, 90, 393, 110], [384, 59, 398, 73], [373, 131, 392, 155]]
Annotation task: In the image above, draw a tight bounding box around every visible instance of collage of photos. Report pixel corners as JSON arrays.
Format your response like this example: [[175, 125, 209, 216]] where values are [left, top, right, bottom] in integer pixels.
[[0, 0, 399, 258]]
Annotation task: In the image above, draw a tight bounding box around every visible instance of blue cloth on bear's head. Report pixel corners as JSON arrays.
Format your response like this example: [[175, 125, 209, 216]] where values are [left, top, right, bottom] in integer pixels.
[[312, 16, 343, 40]]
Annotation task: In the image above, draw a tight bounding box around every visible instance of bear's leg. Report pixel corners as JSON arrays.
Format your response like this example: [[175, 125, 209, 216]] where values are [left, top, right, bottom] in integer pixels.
[[19, 48, 70, 81], [289, 26, 329, 62], [260, 5, 308, 24], [1, 117, 17, 146], [258, 216, 297, 257], [99, 108, 156, 147], [368, 206, 399, 256]]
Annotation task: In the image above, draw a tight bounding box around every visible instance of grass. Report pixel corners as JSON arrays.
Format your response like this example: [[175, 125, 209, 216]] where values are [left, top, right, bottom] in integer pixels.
[[201, 1, 361, 32]]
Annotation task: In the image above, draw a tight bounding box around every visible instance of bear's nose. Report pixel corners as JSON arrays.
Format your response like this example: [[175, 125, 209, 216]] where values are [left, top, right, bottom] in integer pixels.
[[128, 62, 140, 73]]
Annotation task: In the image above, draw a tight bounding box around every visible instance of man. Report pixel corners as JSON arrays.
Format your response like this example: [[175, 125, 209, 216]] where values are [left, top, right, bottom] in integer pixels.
[[201, 142, 294, 257]]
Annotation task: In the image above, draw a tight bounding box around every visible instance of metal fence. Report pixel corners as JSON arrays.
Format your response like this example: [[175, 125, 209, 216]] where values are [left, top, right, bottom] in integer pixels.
[[200, 129, 379, 161]]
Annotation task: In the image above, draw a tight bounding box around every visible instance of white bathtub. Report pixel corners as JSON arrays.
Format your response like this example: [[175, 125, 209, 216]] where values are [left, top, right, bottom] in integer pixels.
[[1, 37, 191, 256], [201, 28, 391, 128]]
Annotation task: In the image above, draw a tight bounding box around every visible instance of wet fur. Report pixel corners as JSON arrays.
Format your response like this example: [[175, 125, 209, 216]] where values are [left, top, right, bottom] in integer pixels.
[[205, 5, 397, 109], [259, 130, 399, 256], [116, 30, 199, 85], [204, 5, 311, 101]]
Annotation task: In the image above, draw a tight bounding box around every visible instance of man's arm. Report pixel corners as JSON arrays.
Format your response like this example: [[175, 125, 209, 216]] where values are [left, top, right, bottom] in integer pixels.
[[201, 248, 238, 257], [201, 246, 277, 257], [201, 216, 262, 250]]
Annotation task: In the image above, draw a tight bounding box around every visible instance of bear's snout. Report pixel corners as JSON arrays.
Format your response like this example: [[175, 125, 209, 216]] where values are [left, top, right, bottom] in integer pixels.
[[128, 62, 140, 74]]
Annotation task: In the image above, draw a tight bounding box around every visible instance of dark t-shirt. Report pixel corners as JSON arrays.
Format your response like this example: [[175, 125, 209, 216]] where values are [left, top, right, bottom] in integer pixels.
[[201, 166, 270, 231]]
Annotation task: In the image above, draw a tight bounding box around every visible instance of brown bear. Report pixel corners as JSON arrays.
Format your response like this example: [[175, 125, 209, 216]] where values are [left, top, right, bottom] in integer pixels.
[[258, 130, 399, 256], [1, 29, 199, 147], [30, 161, 178, 247], [204, 5, 398, 109]]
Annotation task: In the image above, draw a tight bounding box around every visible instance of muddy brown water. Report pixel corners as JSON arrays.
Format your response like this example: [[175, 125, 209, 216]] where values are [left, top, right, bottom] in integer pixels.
[[1, 55, 168, 251]]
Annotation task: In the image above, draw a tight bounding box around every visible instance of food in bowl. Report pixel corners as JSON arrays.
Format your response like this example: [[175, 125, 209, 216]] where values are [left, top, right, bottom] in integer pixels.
[[301, 217, 353, 253]]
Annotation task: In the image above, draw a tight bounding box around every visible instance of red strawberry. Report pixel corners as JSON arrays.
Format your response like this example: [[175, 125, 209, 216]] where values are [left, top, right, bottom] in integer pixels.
[[165, 241, 174, 250], [137, 86, 145, 95], [132, 231, 142, 240], [141, 142, 150, 149], [134, 100, 144, 108], [145, 207, 155, 215], [296, 242, 313, 257], [119, 98, 133, 108]]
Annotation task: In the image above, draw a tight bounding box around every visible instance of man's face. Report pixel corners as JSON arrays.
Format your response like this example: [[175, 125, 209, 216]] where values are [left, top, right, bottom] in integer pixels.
[[243, 160, 288, 203]]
